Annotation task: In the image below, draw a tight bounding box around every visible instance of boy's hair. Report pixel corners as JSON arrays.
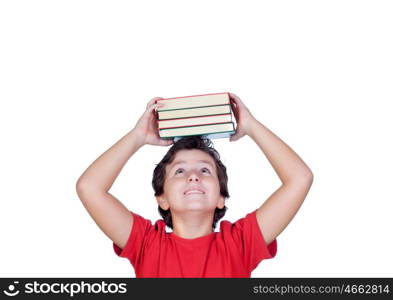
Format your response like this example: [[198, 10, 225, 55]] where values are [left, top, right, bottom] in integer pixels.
[[152, 136, 229, 230]]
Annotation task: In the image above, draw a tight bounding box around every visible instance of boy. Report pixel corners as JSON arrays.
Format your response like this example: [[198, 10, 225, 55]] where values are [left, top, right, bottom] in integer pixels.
[[76, 93, 314, 277]]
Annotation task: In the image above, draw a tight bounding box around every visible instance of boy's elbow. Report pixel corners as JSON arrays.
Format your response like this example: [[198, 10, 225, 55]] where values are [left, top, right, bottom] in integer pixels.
[[75, 177, 84, 191], [306, 171, 313, 182], [76, 178, 92, 195], [301, 166, 314, 182], [294, 170, 314, 185], [302, 172, 313, 185], [75, 179, 95, 204], [76, 178, 107, 199]]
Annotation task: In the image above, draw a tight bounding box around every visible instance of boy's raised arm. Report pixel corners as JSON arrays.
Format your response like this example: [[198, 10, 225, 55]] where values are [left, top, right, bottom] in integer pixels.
[[228, 93, 313, 245], [76, 129, 143, 249], [76, 97, 173, 249]]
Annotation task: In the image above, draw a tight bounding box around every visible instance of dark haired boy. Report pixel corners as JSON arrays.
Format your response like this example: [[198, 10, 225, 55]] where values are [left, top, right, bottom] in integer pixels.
[[76, 93, 313, 277]]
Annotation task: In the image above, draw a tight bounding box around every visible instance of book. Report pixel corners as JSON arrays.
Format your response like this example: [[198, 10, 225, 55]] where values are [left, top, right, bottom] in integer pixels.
[[160, 122, 235, 139], [156, 92, 236, 141], [156, 92, 230, 111], [158, 113, 233, 129], [173, 131, 233, 142], [157, 104, 231, 120]]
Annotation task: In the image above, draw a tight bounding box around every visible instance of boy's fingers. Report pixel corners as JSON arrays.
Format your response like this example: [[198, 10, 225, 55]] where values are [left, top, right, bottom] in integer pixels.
[[146, 97, 164, 109], [160, 138, 174, 146], [230, 93, 245, 108], [229, 92, 240, 103], [146, 102, 164, 114], [145, 103, 157, 114], [146, 98, 156, 109]]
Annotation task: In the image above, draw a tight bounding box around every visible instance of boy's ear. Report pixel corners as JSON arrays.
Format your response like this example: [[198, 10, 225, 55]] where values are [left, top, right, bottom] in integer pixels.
[[217, 195, 225, 209], [156, 196, 170, 210]]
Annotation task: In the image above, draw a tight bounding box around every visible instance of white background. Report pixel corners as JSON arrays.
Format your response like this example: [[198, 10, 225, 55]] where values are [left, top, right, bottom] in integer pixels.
[[1, 0, 392, 277]]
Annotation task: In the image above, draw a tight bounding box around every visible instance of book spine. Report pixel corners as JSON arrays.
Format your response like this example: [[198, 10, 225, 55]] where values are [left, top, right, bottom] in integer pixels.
[[157, 92, 229, 102], [158, 113, 232, 129], [159, 121, 232, 130], [161, 129, 235, 140], [157, 104, 231, 120], [157, 104, 230, 113], [159, 122, 235, 137]]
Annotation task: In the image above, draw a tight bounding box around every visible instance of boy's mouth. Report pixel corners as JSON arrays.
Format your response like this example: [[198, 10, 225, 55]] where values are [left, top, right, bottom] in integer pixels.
[[184, 186, 205, 195]]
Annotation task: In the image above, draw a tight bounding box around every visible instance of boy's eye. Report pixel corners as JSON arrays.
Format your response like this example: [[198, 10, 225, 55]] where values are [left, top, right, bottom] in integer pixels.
[[175, 168, 184, 174], [174, 168, 211, 175]]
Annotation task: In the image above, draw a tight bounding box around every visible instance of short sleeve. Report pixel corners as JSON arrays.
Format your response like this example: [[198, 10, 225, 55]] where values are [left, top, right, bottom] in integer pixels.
[[113, 211, 153, 267], [230, 209, 277, 272]]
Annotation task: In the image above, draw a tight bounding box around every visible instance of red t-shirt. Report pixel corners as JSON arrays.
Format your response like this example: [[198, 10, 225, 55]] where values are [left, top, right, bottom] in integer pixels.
[[113, 209, 277, 278]]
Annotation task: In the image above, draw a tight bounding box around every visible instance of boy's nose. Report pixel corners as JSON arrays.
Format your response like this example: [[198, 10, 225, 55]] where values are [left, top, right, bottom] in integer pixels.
[[187, 173, 200, 182]]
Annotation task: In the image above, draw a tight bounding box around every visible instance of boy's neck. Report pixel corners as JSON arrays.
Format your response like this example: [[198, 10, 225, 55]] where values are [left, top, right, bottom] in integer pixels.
[[171, 212, 214, 239]]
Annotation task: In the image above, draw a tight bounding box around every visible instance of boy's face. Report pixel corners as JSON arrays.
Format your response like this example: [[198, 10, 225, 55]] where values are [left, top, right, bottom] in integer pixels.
[[157, 149, 225, 214]]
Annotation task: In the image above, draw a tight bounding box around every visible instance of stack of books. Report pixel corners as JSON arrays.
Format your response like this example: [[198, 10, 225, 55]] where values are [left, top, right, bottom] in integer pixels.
[[156, 92, 236, 141]]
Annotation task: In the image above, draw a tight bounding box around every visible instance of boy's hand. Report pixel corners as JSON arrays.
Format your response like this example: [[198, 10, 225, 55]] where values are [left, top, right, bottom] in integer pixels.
[[132, 97, 174, 147], [229, 93, 257, 142]]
